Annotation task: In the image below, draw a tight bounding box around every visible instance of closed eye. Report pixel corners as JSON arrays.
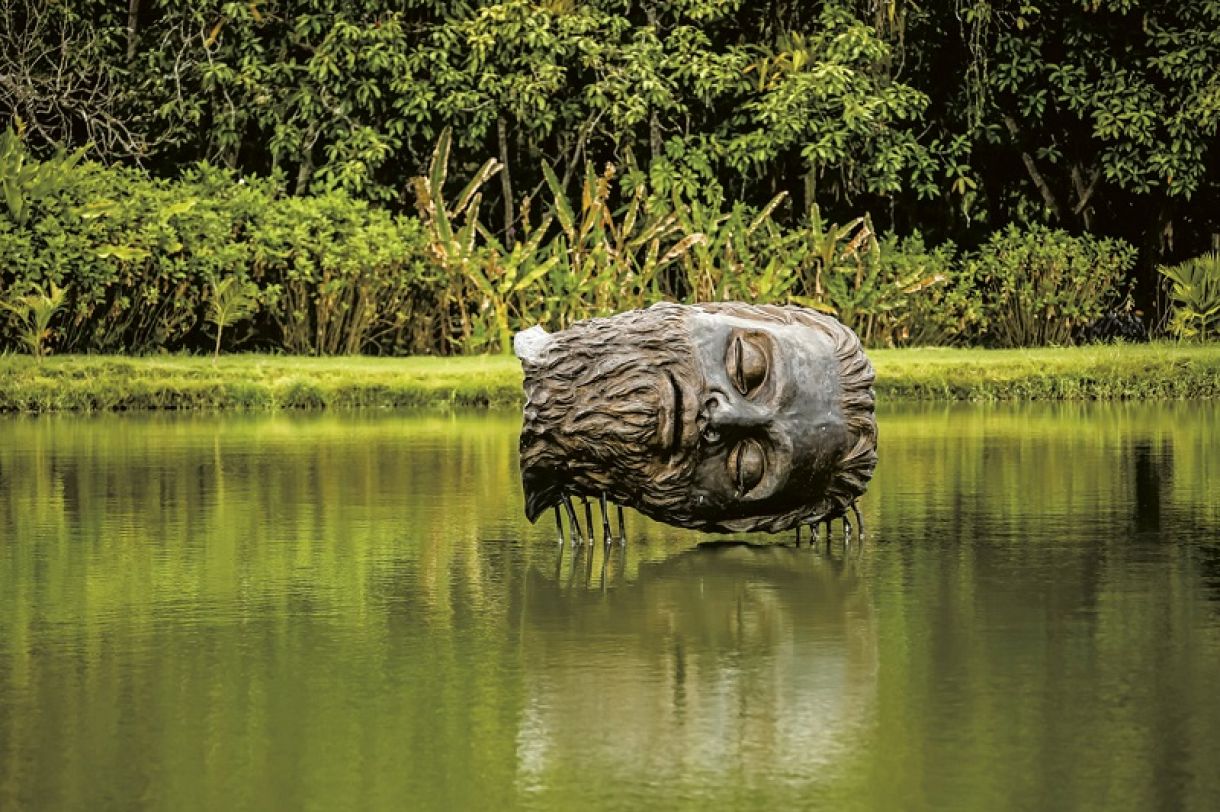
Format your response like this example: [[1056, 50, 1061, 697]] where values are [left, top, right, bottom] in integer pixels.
[[728, 438, 765, 495], [727, 332, 768, 397]]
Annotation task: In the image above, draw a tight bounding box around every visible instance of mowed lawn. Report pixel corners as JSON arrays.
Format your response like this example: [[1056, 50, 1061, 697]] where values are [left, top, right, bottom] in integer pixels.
[[1, 343, 1218, 412]]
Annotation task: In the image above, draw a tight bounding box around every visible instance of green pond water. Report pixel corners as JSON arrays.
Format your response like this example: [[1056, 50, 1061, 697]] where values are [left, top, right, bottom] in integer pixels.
[[2, 404, 1219, 811]]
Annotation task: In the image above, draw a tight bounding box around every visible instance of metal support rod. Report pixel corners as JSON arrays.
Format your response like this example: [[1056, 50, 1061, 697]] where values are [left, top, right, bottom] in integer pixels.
[[599, 493, 613, 544], [582, 496, 595, 545], [563, 495, 584, 546]]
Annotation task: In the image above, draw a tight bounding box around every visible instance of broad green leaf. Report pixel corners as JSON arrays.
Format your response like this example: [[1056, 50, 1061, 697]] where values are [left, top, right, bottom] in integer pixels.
[[429, 128, 451, 200], [453, 158, 502, 219], [542, 163, 574, 237], [512, 256, 559, 293]]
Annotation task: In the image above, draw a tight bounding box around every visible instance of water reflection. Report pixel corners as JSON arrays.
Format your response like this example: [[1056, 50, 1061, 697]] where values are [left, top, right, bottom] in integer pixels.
[[1130, 438, 1173, 533], [516, 541, 876, 799], [2, 405, 1220, 809]]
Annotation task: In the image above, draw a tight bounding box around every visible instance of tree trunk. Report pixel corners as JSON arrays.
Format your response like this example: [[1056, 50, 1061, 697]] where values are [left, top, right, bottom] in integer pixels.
[[645, 5, 663, 164], [1003, 114, 1064, 222], [295, 127, 319, 196], [1070, 164, 1101, 230], [650, 111, 663, 166], [294, 156, 313, 196], [126, 0, 141, 62], [498, 115, 515, 246], [1136, 199, 1174, 325]]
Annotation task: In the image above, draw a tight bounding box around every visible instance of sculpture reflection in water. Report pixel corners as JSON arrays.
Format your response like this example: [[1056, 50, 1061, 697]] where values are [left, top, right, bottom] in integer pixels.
[[516, 542, 877, 787], [515, 302, 877, 544]]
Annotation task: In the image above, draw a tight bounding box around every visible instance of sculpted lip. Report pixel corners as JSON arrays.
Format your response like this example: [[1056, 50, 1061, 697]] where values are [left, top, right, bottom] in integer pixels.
[[668, 372, 685, 457]]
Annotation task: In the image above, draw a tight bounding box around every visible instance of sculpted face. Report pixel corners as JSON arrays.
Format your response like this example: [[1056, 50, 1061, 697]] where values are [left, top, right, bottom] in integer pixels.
[[682, 309, 853, 524], [515, 302, 877, 533]]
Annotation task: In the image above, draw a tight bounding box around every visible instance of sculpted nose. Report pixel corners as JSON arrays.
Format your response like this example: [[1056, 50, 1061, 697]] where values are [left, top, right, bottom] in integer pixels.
[[703, 390, 771, 431]]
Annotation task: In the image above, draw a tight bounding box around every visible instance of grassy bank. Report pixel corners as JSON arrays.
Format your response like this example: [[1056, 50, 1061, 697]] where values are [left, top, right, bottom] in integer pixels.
[[1, 343, 1218, 413], [868, 343, 1220, 401], [0, 355, 523, 412]]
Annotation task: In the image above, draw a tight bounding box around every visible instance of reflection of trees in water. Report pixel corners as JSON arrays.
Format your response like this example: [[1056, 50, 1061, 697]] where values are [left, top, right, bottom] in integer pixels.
[[0, 413, 539, 811], [4, 407, 1220, 807], [1196, 543, 1220, 609], [864, 405, 1220, 809], [1122, 432, 1220, 611], [872, 403, 1220, 610], [1130, 437, 1173, 534], [513, 542, 877, 792], [0, 413, 526, 634]]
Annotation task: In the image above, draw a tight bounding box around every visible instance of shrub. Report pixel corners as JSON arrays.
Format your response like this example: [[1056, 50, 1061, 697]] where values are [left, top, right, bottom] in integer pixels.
[[1158, 252, 1220, 341], [0, 280, 68, 361], [966, 224, 1134, 347], [0, 125, 86, 226], [2, 158, 272, 353], [851, 231, 975, 348], [411, 137, 708, 353], [788, 225, 974, 348], [0, 148, 436, 356], [879, 233, 980, 347], [249, 192, 436, 355]]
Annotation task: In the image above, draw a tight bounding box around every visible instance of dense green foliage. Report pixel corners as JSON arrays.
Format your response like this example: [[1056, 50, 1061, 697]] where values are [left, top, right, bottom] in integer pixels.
[[4, 129, 1153, 355], [965, 224, 1135, 347], [3, 344, 1218, 412], [0, 147, 438, 355], [2, 0, 925, 207], [4, 0, 1219, 314], [407, 127, 984, 353], [2, 1, 1216, 356]]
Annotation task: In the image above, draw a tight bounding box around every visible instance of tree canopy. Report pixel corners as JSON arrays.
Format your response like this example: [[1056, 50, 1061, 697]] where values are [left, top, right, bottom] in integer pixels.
[[4, 0, 1219, 304]]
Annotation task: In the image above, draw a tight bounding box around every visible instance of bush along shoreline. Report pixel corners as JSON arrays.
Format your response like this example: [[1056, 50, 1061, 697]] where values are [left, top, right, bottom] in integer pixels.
[[2, 345, 1218, 414], [10, 127, 1216, 365]]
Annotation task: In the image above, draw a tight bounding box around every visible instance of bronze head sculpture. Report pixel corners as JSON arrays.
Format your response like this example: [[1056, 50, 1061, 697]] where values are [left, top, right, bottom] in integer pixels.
[[515, 302, 877, 536]]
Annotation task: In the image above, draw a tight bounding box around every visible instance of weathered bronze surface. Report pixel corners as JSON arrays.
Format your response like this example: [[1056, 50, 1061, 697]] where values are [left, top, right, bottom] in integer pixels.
[[515, 302, 877, 535]]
